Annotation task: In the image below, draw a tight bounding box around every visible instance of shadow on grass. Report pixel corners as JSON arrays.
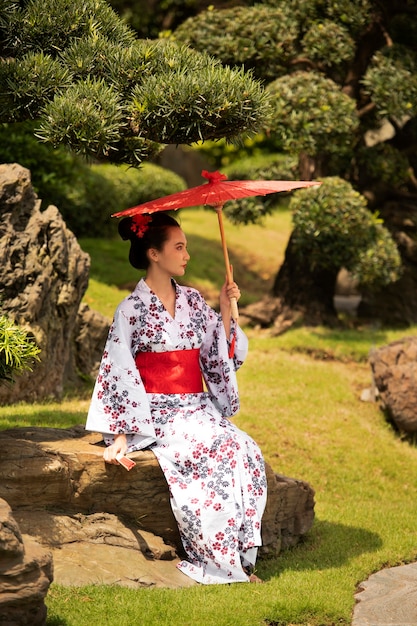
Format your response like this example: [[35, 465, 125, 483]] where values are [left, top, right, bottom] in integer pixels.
[[46, 617, 68, 626], [309, 327, 398, 351], [0, 423, 89, 441], [260, 518, 383, 578], [379, 405, 417, 448], [186, 233, 273, 305]]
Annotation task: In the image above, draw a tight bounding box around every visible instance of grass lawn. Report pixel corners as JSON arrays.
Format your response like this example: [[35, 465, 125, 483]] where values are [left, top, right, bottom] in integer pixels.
[[2, 207, 417, 626]]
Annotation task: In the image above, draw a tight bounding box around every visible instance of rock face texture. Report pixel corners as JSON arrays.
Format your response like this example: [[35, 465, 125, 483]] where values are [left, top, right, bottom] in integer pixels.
[[0, 499, 53, 626], [0, 425, 315, 589], [370, 336, 417, 433], [74, 302, 110, 381], [0, 162, 108, 403]]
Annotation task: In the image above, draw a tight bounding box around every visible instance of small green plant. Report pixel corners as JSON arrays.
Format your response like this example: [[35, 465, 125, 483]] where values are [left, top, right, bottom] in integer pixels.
[[0, 315, 41, 384]]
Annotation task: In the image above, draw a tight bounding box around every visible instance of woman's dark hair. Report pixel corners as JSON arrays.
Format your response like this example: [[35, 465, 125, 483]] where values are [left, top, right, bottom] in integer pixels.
[[118, 212, 181, 270]]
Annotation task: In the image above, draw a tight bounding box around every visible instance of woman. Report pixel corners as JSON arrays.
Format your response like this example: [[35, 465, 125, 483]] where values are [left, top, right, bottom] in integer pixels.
[[86, 212, 267, 584]]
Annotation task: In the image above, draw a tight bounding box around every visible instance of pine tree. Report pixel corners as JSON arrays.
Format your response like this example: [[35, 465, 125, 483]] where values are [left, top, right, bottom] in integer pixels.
[[0, 0, 270, 166]]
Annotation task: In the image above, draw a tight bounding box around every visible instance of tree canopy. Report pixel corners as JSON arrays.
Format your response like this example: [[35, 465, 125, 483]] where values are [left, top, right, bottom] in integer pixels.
[[0, 0, 270, 165], [172, 0, 417, 325], [173, 1, 417, 183], [2, 0, 417, 326]]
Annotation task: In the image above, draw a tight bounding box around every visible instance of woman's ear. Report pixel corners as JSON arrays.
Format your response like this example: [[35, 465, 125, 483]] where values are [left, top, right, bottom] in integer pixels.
[[148, 247, 158, 262]]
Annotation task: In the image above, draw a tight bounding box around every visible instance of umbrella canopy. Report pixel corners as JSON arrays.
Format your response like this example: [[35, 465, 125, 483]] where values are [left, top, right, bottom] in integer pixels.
[[113, 170, 321, 320], [113, 170, 320, 217]]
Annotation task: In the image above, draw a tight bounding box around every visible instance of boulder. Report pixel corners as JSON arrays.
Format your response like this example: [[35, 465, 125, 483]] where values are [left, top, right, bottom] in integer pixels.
[[74, 303, 111, 379], [370, 336, 417, 433], [0, 425, 315, 588], [240, 296, 304, 335], [0, 498, 53, 626], [0, 163, 93, 402]]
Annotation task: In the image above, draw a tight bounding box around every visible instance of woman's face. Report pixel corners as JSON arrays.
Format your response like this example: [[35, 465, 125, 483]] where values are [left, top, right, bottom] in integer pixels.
[[151, 226, 190, 276]]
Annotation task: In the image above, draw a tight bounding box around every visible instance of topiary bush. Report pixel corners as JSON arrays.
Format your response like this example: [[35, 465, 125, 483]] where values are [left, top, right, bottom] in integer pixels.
[[356, 143, 411, 188], [2, 2, 271, 162], [0, 122, 186, 237], [173, 4, 299, 82], [362, 46, 417, 121], [267, 71, 359, 157], [290, 176, 402, 289], [300, 20, 355, 68], [73, 162, 187, 237], [350, 224, 403, 289], [263, 0, 373, 39]]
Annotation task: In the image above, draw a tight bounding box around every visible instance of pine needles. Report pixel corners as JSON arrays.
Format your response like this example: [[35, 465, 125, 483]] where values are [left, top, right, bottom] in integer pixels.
[[0, 315, 40, 384]]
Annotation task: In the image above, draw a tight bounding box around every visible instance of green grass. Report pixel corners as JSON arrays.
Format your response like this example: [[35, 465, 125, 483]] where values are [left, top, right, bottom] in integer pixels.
[[3, 207, 417, 626], [0, 397, 90, 430], [254, 323, 416, 363]]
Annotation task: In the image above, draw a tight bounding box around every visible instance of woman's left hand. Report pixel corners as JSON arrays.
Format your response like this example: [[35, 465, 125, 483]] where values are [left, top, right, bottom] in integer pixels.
[[220, 269, 241, 338], [220, 265, 241, 312], [220, 280, 241, 310]]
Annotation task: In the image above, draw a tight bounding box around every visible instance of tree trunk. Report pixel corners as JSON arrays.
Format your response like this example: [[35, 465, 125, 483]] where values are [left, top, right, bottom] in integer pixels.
[[298, 151, 325, 180], [272, 232, 340, 326], [358, 197, 417, 326], [358, 249, 417, 326]]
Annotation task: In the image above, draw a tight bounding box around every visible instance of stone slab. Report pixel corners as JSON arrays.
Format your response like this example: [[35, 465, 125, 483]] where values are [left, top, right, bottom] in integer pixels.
[[51, 542, 196, 589], [352, 562, 417, 626]]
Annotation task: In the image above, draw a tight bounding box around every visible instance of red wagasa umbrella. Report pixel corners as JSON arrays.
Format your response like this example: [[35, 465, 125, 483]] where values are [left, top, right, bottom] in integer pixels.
[[113, 170, 321, 319]]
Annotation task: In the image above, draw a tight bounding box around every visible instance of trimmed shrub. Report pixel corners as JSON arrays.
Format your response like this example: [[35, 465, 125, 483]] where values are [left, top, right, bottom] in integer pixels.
[[73, 162, 187, 237], [0, 123, 186, 237], [290, 176, 402, 289]]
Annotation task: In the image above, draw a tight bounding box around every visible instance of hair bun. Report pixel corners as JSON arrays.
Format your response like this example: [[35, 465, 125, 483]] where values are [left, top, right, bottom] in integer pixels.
[[118, 217, 133, 241]]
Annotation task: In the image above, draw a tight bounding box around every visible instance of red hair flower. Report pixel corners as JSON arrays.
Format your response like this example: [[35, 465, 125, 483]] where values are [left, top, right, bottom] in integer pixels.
[[131, 214, 152, 238], [201, 170, 228, 184]]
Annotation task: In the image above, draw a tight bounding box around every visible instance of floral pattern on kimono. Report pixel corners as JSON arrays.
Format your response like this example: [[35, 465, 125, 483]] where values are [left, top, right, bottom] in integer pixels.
[[86, 278, 267, 584]]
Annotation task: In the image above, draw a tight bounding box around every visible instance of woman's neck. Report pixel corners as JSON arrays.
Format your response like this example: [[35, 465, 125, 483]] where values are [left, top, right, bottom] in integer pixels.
[[144, 272, 173, 297]]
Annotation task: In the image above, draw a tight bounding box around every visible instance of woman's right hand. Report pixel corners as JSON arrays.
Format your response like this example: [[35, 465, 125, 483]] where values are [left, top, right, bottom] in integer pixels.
[[103, 433, 128, 464]]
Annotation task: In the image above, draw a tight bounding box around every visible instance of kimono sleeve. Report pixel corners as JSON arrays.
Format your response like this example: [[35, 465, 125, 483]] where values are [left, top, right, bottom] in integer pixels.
[[85, 304, 156, 451], [199, 306, 249, 418]]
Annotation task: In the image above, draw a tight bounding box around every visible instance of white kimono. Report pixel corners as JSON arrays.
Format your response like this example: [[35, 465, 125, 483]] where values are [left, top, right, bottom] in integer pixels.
[[86, 278, 267, 584]]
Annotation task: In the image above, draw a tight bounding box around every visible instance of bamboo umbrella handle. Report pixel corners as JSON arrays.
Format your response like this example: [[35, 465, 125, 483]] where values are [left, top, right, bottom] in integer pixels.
[[215, 207, 239, 321]]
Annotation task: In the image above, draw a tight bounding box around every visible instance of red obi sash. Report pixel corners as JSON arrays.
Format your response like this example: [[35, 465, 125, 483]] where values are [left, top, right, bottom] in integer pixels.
[[135, 348, 203, 394]]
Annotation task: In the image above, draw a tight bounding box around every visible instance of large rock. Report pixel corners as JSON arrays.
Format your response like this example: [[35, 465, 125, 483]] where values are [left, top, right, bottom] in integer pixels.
[[370, 336, 417, 433], [0, 499, 53, 626], [240, 296, 304, 335], [0, 163, 92, 402], [74, 303, 111, 379], [0, 425, 315, 588]]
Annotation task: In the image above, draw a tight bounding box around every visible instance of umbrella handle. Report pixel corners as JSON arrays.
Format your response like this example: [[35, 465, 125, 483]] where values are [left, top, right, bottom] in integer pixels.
[[229, 296, 239, 321], [215, 207, 239, 321]]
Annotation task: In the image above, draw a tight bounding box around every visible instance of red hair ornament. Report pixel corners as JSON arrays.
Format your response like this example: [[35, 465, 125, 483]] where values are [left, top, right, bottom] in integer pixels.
[[131, 214, 152, 237]]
